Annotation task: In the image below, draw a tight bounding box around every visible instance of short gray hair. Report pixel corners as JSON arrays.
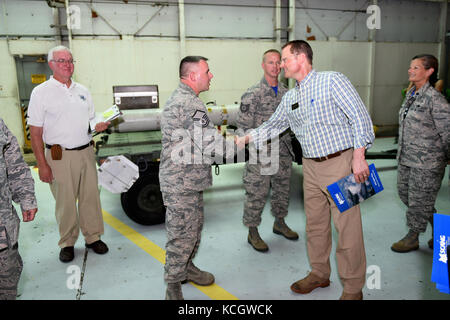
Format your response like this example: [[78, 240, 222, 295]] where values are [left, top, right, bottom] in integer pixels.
[[48, 45, 72, 62]]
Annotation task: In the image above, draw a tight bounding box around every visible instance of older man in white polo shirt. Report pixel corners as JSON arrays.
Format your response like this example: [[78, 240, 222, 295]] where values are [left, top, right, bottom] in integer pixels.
[[28, 45, 109, 263]]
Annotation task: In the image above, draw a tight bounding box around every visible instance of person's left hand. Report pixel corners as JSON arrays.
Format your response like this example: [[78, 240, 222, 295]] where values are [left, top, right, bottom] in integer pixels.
[[352, 147, 370, 183], [22, 208, 37, 222], [95, 121, 110, 133]]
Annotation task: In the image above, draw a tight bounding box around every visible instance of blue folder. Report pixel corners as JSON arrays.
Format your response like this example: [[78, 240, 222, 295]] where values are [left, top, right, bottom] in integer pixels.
[[431, 213, 450, 294], [327, 163, 384, 213]]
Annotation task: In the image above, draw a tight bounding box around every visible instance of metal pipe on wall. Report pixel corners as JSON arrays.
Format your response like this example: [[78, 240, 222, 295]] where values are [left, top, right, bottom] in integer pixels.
[[288, 0, 296, 88], [437, 0, 448, 81], [275, 0, 281, 47], [288, 0, 295, 42], [367, 0, 378, 118], [59, 0, 365, 12], [52, 7, 62, 45], [178, 0, 186, 60], [64, 0, 73, 52]]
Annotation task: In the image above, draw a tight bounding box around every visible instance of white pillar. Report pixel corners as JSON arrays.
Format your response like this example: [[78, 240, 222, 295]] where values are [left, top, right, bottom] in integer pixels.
[[437, 0, 448, 80], [64, 0, 73, 52], [288, 0, 296, 88], [275, 0, 281, 48], [178, 0, 186, 60], [367, 0, 378, 118]]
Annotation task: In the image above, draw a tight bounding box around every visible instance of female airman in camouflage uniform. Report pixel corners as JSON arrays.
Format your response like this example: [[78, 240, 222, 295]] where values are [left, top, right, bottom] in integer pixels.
[[392, 54, 449, 253]]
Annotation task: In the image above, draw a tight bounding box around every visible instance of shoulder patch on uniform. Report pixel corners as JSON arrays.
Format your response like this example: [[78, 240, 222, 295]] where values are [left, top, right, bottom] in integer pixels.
[[192, 110, 210, 127]]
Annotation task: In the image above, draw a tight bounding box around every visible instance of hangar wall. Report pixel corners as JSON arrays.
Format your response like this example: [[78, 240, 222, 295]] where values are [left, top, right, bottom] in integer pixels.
[[0, 0, 447, 147]]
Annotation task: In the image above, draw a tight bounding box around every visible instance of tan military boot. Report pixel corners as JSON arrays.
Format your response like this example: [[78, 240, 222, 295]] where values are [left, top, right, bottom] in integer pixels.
[[273, 218, 299, 240], [391, 230, 419, 253], [165, 282, 183, 300], [186, 263, 215, 286], [248, 227, 269, 252]]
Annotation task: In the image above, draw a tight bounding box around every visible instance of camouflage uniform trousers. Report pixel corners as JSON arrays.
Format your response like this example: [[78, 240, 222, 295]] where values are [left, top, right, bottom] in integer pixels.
[[0, 212, 22, 300], [163, 191, 204, 283], [397, 163, 445, 233], [0, 240, 23, 300], [243, 152, 292, 227]]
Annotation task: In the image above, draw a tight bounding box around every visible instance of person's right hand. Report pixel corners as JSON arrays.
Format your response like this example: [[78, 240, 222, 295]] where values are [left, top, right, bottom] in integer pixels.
[[234, 135, 248, 150], [38, 163, 54, 183]]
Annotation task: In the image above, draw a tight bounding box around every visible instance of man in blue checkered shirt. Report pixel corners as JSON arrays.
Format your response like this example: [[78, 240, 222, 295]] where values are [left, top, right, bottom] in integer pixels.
[[236, 40, 375, 300]]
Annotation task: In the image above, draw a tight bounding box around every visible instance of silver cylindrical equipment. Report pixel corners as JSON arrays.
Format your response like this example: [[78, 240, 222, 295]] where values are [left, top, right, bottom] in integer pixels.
[[110, 104, 240, 132]]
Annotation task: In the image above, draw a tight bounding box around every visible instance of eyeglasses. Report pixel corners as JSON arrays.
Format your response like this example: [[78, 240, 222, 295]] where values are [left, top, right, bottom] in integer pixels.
[[281, 54, 298, 64], [52, 59, 75, 64]]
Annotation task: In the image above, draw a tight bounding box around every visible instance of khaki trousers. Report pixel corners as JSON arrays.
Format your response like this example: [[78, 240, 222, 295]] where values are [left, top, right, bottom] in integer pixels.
[[302, 149, 366, 294], [46, 146, 104, 248]]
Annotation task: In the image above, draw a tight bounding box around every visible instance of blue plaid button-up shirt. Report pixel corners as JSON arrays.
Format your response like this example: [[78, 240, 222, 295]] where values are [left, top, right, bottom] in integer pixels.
[[250, 70, 375, 158]]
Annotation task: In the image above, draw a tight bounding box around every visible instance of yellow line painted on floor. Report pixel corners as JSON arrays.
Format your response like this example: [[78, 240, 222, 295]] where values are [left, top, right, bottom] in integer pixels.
[[102, 209, 238, 300], [102, 209, 165, 263]]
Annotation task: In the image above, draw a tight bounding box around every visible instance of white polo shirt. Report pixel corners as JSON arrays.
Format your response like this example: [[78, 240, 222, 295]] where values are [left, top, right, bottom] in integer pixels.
[[27, 76, 95, 149]]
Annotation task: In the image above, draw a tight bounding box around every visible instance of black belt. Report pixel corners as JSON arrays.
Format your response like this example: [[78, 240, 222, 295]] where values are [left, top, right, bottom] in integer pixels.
[[311, 148, 350, 162], [45, 141, 93, 151]]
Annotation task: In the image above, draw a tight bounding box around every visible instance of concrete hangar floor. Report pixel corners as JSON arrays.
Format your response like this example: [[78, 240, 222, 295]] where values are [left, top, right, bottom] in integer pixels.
[[14, 137, 449, 301]]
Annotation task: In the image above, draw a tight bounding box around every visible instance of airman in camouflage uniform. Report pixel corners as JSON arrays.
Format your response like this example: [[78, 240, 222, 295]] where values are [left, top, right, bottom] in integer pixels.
[[159, 56, 234, 299], [236, 49, 298, 252], [0, 118, 37, 300], [392, 54, 449, 253]]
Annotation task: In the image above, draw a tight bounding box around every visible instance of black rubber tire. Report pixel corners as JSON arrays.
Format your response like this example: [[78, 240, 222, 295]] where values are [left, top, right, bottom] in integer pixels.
[[120, 168, 165, 225]]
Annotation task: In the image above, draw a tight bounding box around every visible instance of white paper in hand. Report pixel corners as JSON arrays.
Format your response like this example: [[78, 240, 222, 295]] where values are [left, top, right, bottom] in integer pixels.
[[90, 105, 122, 133], [98, 155, 139, 193]]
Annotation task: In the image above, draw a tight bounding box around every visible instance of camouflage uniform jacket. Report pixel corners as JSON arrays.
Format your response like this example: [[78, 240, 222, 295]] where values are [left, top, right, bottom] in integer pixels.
[[0, 119, 37, 250], [398, 82, 449, 170], [159, 82, 232, 194], [236, 77, 293, 156]]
